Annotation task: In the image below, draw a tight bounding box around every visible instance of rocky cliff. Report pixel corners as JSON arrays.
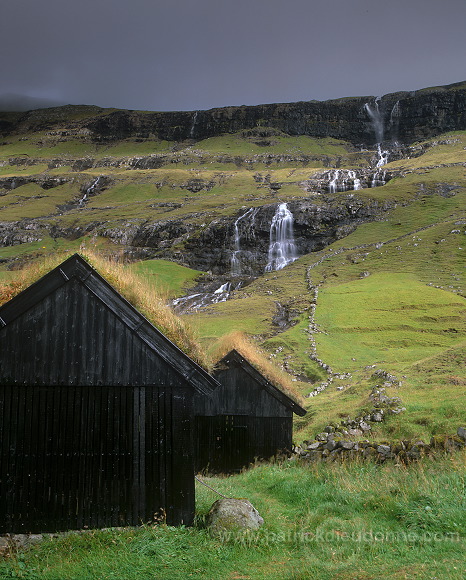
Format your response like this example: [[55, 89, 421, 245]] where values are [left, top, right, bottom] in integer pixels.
[[1, 82, 465, 147]]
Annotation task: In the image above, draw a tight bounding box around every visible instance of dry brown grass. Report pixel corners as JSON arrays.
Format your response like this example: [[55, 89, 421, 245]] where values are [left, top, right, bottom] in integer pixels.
[[0, 249, 212, 370], [210, 331, 305, 405]]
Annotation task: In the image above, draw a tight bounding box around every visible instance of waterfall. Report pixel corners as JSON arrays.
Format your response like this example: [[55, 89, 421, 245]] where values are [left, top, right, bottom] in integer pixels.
[[212, 282, 232, 303], [327, 169, 362, 192], [388, 100, 401, 144], [348, 170, 362, 190], [231, 207, 259, 275], [376, 144, 389, 167], [329, 170, 339, 193], [364, 98, 384, 144], [190, 111, 199, 138], [79, 176, 101, 208], [389, 100, 401, 127], [371, 170, 387, 188], [265, 203, 298, 272], [364, 99, 389, 167]]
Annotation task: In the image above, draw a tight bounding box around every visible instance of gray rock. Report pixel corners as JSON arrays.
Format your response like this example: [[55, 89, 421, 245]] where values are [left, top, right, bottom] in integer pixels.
[[207, 499, 264, 535], [363, 446, 378, 458], [377, 444, 391, 456], [371, 412, 384, 422], [0, 536, 10, 555], [406, 448, 421, 460], [307, 450, 323, 460], [340, 440, 355, 450], [326, 439, 338, 451], [307, 442, 322, 450], [348, 428, 363, 437], [457, 426, 466, 441], [360, 421, 372, 432]]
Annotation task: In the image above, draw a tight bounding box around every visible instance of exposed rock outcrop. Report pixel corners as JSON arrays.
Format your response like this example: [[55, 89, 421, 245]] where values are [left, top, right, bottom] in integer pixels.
[[2, 82, 465, 147], [83, 82, 466, 147]]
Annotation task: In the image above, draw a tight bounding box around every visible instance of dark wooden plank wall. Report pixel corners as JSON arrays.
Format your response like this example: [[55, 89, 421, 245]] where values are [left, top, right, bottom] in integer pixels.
[[195, 415, 293, 473], [0, 277, 197, 532], [194, 362, 295, 472], [0, 385, 194, 533], [194, 366, 291, 418]]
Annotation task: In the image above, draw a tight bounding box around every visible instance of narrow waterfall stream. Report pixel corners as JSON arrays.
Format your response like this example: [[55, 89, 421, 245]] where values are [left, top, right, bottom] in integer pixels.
[[231, 207, 259, 275], [364, 99, 389, 168], [265, 203, 298, 272], [78, 176, 101, 207]]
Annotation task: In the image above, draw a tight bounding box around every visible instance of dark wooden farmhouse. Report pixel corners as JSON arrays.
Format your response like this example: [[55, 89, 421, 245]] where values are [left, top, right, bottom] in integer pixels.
[[0, 254, 218, 533], [194, 349, 306, 473]]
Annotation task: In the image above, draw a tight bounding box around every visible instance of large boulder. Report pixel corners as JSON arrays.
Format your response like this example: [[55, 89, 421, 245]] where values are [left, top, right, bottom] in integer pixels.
[[206, 499, 264, 535]]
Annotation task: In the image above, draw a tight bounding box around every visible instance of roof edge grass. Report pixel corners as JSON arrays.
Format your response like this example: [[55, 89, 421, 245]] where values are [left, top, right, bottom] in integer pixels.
[[215, 349, 306, 416]]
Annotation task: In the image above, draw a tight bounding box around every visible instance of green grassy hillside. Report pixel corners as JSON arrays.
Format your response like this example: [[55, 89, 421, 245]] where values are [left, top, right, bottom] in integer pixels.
[[0, 118, 465, 446]]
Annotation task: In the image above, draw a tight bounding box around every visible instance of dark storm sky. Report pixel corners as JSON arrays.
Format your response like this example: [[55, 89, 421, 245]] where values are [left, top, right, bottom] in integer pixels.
[[1, 0, 465, 112]]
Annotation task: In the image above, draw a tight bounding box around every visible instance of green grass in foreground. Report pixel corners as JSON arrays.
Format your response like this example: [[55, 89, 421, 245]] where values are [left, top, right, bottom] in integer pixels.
[[1, 456, 464, 579]]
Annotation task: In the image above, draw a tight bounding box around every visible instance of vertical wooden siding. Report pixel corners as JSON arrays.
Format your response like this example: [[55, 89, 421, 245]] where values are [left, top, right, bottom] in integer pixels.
[[194, 358, 295, 473], [0, 384, 194, 533], [0, 277, 198, 532], [0, 279, 184, 386], [194, 415, 292, 473]]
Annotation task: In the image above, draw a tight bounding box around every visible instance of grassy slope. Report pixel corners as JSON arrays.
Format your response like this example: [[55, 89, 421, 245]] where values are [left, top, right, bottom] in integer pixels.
[[185, 132, 466, 442], [1, 128, 465, 443]]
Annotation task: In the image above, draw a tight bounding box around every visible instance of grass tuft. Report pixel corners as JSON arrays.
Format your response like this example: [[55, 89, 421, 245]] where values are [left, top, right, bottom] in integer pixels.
[[210, 331, 305, 405]]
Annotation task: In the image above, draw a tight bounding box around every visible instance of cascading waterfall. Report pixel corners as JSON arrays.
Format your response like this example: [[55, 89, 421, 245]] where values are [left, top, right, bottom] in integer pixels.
[[389, 100, 401, 142], [348, 170, 362, 190], [364, 99, 389, 168], [364, 98, 384, 144], [327, 169, 362, 192], [376, 144, 389, 167], [329, 170, 339, 193], [265, 203, 298, 272], [231, 207, 259, 275], [371, 170, 387, 188], [79, 176, 101, 207]]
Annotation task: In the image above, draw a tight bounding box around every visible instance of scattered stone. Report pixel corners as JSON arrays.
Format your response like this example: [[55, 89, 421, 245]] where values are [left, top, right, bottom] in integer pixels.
[[326, 439, 338, 451], [0, 536, 10, 556], [363, 446, 378, 458], [307, 442, 321, 450], [207, 499, 264, 535], [377, 444, 392, 456], [295, 427, 465, 465], [348, 428, 363, 437]]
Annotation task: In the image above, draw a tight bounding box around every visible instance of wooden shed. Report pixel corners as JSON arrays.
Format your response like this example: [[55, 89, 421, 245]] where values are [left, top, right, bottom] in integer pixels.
[[194, 349, 306, 473], [0, 254, 218, 533]]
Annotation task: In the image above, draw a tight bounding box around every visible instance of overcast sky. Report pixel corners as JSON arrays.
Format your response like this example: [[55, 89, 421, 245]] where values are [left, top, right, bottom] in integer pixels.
[[1, 0, 465, 112]]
